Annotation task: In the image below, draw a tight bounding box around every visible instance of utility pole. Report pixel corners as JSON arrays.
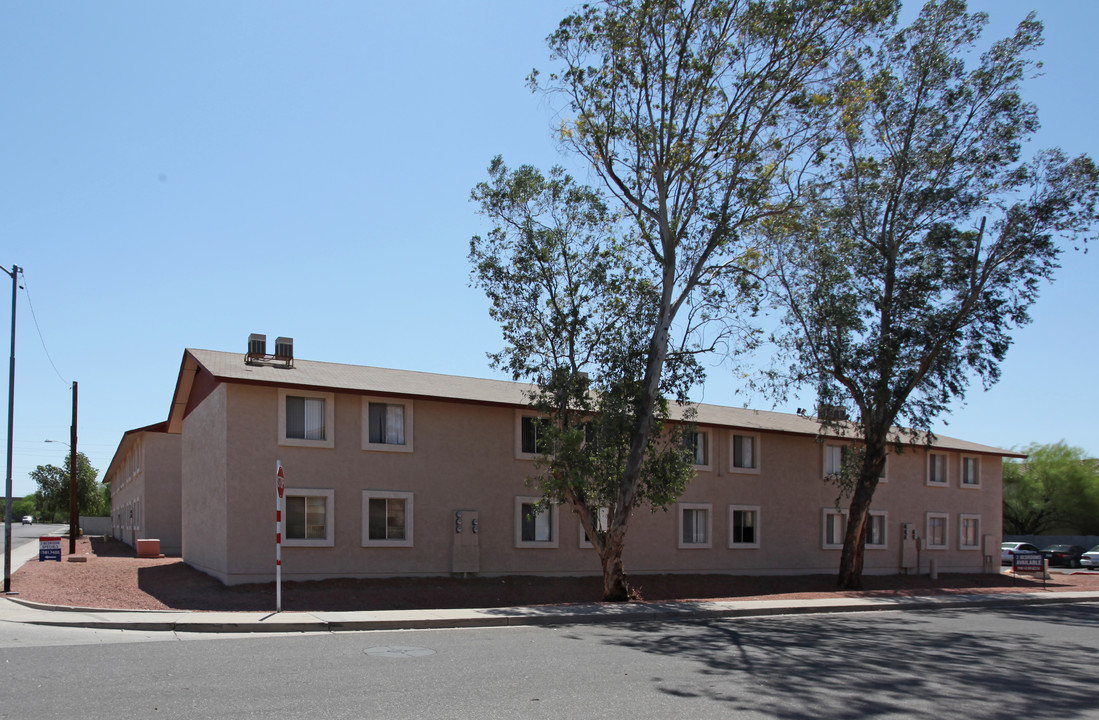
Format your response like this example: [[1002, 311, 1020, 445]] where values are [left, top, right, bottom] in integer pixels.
[[68, 381, 78, 555], [2, 264, 19, 594]]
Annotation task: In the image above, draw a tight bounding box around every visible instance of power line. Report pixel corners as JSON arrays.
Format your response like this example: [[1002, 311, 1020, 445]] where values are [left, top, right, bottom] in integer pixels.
[[19, 269, 68, 385]]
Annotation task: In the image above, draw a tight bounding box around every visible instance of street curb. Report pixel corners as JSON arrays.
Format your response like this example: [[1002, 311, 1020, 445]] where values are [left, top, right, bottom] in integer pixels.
[[6, 591, 1097, 634]]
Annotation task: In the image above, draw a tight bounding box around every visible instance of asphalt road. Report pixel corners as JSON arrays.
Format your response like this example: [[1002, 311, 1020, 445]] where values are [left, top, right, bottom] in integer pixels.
[[1, 602, 1096, 719], [0, 521, 65, 554]]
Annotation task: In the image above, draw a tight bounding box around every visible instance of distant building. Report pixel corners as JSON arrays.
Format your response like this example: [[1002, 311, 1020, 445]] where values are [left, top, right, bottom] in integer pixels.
[[104, 341, 1017, 585]]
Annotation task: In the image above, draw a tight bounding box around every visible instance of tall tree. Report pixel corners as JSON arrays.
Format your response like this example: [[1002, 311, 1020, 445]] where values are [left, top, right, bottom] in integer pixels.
[[29, 452, 100, 522], [473, 0, 895, 600], [1003, 442, 1099, 536], [768, 0, 1099, 588]]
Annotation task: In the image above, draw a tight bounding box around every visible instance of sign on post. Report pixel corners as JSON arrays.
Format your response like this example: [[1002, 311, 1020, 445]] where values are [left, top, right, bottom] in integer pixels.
[[1013, 552, 1047, 588], [39, 537, 61, 562]]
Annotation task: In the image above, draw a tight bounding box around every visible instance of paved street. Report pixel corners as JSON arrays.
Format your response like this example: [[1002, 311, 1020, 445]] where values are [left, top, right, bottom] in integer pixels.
[[1, 603, 1096, 719], [0, 522, 65, 556]]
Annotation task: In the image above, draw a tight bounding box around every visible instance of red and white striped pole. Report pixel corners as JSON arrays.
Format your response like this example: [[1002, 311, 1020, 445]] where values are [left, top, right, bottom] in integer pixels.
[[276, 460, 285, 612]]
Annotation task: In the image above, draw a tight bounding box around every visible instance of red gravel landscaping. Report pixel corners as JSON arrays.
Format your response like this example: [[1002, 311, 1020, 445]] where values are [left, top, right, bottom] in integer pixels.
[[12, 536, 1099, 613]]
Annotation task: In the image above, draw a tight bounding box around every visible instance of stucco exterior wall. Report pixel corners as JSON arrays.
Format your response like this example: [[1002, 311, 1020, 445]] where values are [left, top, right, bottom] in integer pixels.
[[183, 381, 1004, 585], [181, 383, 230, 581], [141, 432, 183, 555]]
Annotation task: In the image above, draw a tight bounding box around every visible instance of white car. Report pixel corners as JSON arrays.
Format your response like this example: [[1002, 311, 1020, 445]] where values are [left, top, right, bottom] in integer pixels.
[[21, 515, 33, 525], [1081, 545, 1099, 570], [1001, 541, 1040, 565]]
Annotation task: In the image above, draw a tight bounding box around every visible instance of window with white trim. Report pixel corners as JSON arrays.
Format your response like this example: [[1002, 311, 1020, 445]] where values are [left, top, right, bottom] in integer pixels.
[[361, 490, 413, 547], [283, 488, 334, 547], [362, 398, 414, 453], [515, 412, 551, 459], [878, 454, 889, 482], [823, 444, 847, 477], [730, 433, 760, 474], [959, 514, 980, 550], [925, 512, 948, 549], [678, 503, 712, 548], [927, 453, 948, 485], [867, 511, 887, 549], [728, 505, 760, 548], [960, 456, 980, 488], [684, 430, 711, 470], [515, 496, 558, 548], [822, 508, 847, 549], [578, 506, 610, 548], [279, 390, 335, 448]]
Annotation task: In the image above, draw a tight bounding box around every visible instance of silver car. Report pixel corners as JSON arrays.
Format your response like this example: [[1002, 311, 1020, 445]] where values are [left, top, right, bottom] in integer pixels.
[[1081, 545, 1099, 570], [1001, 541, 1040, 565]]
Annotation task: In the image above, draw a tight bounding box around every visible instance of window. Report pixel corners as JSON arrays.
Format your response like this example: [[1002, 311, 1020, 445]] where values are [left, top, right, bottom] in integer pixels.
[[515, 413, 551, 458], [878, 454, 889, 482], [578, 506, 610, 548], [730, 433, 760, 474], [927, 453, 948, 485], [925, 512, 948, 549], [283, 488, 334, 546], [279, 390, 335, 448], [959, 514, 980, 550], [684, 430, 711, 470], [823, 444, 847, 477], [515, 496, 558, 548], [361, 491, 413, 547], [729, 505, 760, 548], [867, 511, 887, 549], [961, 456, 980, 488], [678, 503, 712, 548], [822, 508, 847, 549], [362, 397, 414, 453]]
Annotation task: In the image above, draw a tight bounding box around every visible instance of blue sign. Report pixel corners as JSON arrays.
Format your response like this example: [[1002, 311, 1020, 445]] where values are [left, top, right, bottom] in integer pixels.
[[38, 536, 61, 562]]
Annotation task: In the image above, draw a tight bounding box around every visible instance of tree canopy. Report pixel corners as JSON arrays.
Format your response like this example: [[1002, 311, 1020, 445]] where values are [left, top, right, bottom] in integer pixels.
[[1003, 442, 1099, 536], [767, 0, 1099, 587], [473, 0, 895, 600], [29, 452, 104, 521]]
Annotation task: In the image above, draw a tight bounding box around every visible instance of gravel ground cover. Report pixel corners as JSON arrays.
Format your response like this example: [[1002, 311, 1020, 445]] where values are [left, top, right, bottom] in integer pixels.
[[11, 536, 1099, 612]]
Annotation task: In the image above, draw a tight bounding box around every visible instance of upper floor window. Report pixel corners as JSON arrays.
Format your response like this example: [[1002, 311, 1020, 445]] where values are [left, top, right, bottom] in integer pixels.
[[961, 456, 980, 488], [730, 433, 760, 474], [684, 430, 711, 470], [927, 453, 948, 485], [362, 397, 414, 453], [823, 444, 847, 477], [279, 390, 335, 448], [516, 412, 552, 459]]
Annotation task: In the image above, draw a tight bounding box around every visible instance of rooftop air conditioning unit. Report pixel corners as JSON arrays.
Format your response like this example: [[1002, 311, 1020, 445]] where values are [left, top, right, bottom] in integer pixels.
[[247, 333, 267, 359], [274, 337, 294, 366]]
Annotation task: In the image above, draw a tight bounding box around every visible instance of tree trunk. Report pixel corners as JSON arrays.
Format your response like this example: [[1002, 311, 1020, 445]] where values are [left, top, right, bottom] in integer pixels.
[[598, 535, 631, 602], [837, 475, 874, 590]]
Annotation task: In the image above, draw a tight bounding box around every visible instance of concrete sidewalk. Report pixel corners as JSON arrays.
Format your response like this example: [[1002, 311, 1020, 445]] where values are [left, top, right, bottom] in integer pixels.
[[4, 540, 1098, 634]]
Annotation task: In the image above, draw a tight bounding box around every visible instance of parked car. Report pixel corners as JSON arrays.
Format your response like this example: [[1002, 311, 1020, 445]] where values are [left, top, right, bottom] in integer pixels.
[[21, 515, 33, 525], [1081, 546, 1099, 570], [1039, 544, 1086, 568], [1001, 542, 1040, 565]]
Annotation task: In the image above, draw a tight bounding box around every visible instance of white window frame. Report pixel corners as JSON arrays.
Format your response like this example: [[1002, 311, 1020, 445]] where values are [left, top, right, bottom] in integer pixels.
[[684, 429, 712, 471], [927, 452, 949, 486], [867, 511, 888, 550], [514, 411, 551, 460], [514, 496, 558, 548], [728, 504, 761, 549], [960, 455, 981, 488], [278, 389, 335, 449], [878, 454, 889, 483], [823, 443, 847, 478], [822, 508, 848, 549], [578, 506, 610, 549], [729, 432, 761, 475], [958, 514, 981, 550], [361, 397, 414, 453], [925, 512, 949, 550], [282, 487, 335, 547], [361, 490, 414, 547], [678, 503, 712, 549]]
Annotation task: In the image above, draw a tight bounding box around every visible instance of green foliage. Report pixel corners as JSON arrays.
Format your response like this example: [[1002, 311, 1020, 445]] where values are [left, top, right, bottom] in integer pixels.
[[1003, 442, 1099, 535], [9, 495, 37, 520], [28, 452, 101, 521], [767, 0, 1099, 588]]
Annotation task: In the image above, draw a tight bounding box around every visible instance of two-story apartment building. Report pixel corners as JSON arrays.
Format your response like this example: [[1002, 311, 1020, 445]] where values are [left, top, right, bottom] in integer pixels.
[[104, 345, 1018, 585]]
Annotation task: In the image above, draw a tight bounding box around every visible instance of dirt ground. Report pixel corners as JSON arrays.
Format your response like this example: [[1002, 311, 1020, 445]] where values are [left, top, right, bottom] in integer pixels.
[[11, 536, 1099, 613]]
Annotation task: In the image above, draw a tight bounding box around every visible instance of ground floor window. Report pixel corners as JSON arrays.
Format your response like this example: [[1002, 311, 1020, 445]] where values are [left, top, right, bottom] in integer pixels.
[[925, 512, 949, 549], [959, 514, 980, 550], [283, 488, 334, 547], [515, 496, 558, 548], [678, 503, 712, 548], [361, 490, 414, 547], [867, 511, 887, 549], [822, 508, 847, 549], [728, 505, 760, 548]]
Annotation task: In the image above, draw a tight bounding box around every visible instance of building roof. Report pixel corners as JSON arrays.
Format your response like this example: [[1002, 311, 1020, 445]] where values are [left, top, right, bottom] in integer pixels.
[[168, 348, 1023, 458]]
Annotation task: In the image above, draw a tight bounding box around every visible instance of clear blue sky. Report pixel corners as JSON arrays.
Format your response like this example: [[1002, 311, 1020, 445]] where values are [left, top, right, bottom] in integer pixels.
[[2, 1, 1096, 499]]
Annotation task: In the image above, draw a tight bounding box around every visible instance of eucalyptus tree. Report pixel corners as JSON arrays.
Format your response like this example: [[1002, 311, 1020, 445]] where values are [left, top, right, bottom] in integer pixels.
[[769, 0, 1099, 588], [472, 0, 894, 600]]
